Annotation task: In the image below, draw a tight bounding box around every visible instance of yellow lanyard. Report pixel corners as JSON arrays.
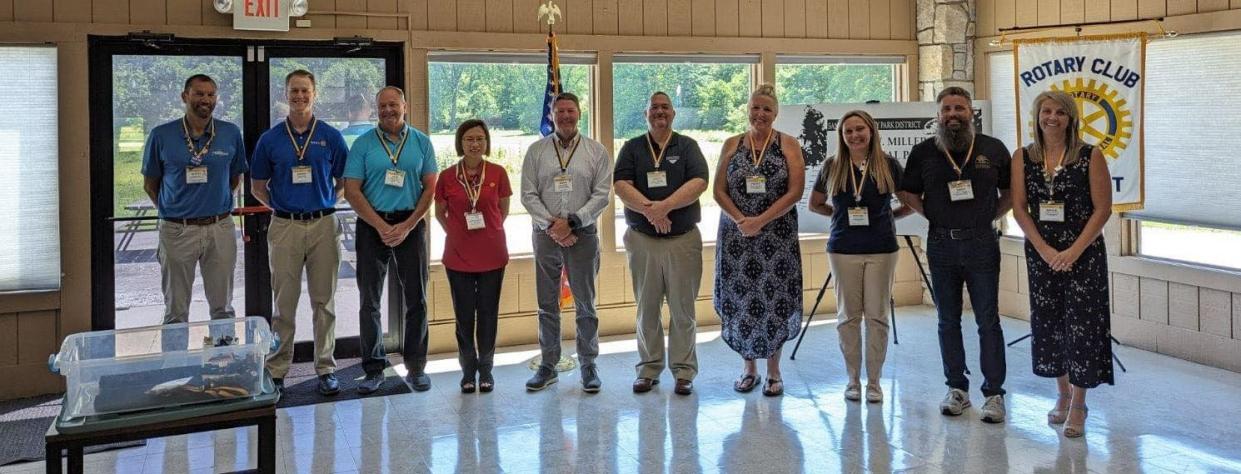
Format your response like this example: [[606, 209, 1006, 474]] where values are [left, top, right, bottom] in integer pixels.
[[181, 117, 216, 166], [376, 127, 409, 167], [748, 129, 775, 170], [553, 134, 581, 173], [942, 136, 976, 179], [456, 160, 487, 211], [848, 157, 871, 204], [284, 118, 318, 162], [645, 132, 673, 169]]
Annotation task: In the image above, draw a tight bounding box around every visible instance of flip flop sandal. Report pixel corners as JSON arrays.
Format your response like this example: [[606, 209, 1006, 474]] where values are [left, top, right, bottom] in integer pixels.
[[734, 374, 759, 393], [762, 378, 784, 397]]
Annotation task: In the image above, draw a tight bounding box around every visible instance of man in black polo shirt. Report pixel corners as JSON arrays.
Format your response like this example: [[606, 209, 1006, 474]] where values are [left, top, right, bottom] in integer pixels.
[[898, 87, 1012, 423], [614, 91, 709, 396]]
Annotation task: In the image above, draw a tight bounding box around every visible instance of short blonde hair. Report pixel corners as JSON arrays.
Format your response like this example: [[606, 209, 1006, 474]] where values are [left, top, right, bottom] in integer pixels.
[[751, 83, 779, 109]]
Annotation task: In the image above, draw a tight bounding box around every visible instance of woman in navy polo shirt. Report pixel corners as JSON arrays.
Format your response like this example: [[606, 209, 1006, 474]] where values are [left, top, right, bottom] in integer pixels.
[[809, 110, 911, 404], [434, 119, 512, 394]]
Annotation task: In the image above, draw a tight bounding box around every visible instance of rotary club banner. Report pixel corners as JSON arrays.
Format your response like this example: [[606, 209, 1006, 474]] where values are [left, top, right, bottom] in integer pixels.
[[1014, 33, 1146, 211]]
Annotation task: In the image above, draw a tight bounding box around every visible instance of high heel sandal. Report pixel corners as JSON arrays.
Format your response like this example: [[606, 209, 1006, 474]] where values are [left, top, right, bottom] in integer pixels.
[[479, 372, 494, 393], [1047, 393, 1071, 425], [1063, 405, 1089, 438], [461, 375, 477, 394]]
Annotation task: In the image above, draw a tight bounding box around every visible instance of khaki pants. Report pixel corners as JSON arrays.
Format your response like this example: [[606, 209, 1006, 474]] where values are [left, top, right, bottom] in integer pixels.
[[828, 251, 899, 385], [158, 218, 237, 324], [625, 228, 703, 380], [265, 215, 340, 378]]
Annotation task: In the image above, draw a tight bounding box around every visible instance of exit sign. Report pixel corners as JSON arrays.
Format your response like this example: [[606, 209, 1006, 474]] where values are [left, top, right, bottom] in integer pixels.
[[234, 0, 289, 32]]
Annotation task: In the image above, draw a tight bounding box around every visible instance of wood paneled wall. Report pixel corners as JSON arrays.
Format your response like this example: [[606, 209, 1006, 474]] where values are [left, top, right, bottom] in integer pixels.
[[0, 0, 915, 40], [978, 0, 1241, 37]]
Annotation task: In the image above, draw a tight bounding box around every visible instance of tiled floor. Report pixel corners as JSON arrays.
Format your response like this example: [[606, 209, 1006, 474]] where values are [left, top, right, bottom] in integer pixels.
[[7, 305, 1241, 473]]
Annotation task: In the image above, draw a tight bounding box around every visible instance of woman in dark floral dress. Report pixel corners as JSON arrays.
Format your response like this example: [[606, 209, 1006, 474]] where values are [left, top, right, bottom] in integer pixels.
[[713, 84, 805, 397], [1011, 90, 1113, 439]]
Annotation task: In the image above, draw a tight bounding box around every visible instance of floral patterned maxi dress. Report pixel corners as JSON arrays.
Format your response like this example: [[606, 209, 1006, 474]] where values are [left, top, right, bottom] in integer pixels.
[[1023, 145, 1114, 388], [714, 133, 804, 359]]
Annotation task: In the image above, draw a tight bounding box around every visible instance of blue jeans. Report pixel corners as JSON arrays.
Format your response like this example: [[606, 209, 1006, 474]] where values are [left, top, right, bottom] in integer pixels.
[[926, 232, 1006, 397]]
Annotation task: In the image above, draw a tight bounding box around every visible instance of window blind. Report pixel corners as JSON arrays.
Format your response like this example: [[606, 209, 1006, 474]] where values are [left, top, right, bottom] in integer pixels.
[[0, 46, 60, 292], [1124, 32, 1241, 230]]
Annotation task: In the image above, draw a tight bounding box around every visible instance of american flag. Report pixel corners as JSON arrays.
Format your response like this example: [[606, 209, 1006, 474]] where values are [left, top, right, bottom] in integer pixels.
[[540, 31, 562, 137]]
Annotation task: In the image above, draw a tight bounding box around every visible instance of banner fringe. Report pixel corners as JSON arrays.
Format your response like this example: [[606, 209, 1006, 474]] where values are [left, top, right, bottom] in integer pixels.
[[1012, 32, 1148, 46]]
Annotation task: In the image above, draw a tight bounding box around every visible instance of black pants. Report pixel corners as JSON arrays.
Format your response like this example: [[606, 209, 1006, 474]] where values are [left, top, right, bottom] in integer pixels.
[[355, 218, 428, 376], [446, 267, 505, 380], [926, 233, 1007, 397]]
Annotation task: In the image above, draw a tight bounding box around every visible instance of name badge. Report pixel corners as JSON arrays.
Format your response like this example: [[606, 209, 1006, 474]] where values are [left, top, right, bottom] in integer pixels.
[[948, 180, 974, 201], [186, 166, 209, 184], [1040, 201, 1066, 222], [384, 168, 406, 188], [746, 175, 767, 194], [848, 207, 870, 226], [554, 174, 573, 193], [646, 171, 668, 188], [465, 211, 486, 230], [291, 166, 313, 184]]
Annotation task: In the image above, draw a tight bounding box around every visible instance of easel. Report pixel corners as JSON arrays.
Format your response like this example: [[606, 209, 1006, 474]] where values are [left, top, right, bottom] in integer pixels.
[[1007, 324, 1129, 372], [790, 235, 935, 360]]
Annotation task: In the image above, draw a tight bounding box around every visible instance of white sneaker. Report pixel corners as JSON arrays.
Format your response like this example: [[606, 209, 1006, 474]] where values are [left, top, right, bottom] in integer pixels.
[[981, 395, 1006, 423], [940, 388, 971, 416], [844, 384, 862, 401], [865, 384, 883, 403]]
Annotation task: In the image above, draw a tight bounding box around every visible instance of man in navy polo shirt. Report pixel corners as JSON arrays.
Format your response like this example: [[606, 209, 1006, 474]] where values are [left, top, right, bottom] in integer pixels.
[[251, 69, 349, 396], [343, 86, 438, 394], [142, 74, 247, 327]]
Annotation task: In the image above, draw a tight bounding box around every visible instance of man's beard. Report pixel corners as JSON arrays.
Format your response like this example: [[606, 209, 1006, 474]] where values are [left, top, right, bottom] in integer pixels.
[[935, 118, 975, 152]]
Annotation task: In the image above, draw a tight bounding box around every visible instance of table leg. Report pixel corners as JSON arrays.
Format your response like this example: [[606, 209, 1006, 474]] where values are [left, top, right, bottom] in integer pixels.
[[67, 446, 83, 474], [44, 444, 62, 474], [258, 415, 276, 473]]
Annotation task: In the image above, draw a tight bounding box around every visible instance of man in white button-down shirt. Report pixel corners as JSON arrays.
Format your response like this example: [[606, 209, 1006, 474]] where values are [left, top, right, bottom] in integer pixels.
[[520, 92, 613, 393]]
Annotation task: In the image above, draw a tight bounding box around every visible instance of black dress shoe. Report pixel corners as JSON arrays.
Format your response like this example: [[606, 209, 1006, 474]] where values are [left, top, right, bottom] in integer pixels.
[[674, 379, 694, 395], [318, 373, 340, 396], [408, 372, 432, 392], [581, 366, 602, 393]]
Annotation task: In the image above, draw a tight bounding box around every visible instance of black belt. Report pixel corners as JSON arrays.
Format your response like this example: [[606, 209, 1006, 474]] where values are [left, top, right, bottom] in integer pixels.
[[377, 210, 413, 222], [632, 228, 691, 239], [162, 213, 229, 226], [273, 208, 336, 221], [929, 226, 996, 240]]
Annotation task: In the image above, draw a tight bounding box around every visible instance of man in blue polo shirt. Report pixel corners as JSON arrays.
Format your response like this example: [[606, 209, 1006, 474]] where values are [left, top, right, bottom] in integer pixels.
[[343, 86, 438, 394], [250, 69, 349, 396], [142, 74, 247, 327]]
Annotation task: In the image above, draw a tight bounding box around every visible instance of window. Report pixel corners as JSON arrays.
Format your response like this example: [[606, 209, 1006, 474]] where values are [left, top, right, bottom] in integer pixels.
[[427, 53, 594, 257], [1128, 32, 1241, 270], [611, 55, 756, 246], [776, 56, 901, 105], [0, 46, 60, 292], [987, 51, 1025, 238]]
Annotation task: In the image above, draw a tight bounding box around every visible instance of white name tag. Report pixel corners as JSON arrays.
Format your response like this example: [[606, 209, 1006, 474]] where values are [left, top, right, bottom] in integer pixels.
[[554, 174, 573, 193], [465, 211, 486, 230], [746, 175, 767, 194], [646, 171, 667, 188], [848, 207, 870, 226], [384, 168, 406, 188], [291, 165, 313, 184], [186, 166, 209, 184], [948, 180, 974, 201], [1040, 201, 1066, 222]]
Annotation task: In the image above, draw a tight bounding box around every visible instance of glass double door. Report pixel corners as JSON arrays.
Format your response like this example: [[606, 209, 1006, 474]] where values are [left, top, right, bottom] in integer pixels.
[[90, 37, 404, 362]]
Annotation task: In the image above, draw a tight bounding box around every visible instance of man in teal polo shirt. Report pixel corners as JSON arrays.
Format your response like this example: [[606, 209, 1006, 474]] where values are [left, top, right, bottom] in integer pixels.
[[141, 74, 247, 328], [343, 86, 438, 394], [251, 69, 349, 396]]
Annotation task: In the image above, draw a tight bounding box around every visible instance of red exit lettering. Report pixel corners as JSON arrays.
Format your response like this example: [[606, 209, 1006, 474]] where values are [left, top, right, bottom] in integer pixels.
[[245, 0, 279, 18]]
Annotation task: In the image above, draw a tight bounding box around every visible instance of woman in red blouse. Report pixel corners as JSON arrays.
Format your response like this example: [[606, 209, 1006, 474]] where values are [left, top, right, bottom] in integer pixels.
[[434, 119, 512, 393]]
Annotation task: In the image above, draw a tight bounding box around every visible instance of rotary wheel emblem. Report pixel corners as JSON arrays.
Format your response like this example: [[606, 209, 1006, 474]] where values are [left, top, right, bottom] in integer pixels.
[[1049, 78, 1134, 160]]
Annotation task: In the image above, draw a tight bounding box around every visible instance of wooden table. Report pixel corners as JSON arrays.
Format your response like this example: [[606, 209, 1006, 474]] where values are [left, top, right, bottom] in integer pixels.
[[45, 405, 277, 474]]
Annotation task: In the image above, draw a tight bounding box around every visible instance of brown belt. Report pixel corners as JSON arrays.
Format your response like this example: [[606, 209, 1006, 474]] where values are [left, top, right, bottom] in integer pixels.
[[162, 213, 230, 226]]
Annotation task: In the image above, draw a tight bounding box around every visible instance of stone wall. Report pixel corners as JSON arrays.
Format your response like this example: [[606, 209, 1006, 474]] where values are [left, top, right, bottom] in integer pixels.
[[918, 0, 975, 99]]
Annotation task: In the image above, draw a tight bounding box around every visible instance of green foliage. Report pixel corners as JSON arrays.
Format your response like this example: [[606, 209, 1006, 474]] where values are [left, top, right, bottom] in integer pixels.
[[429, 63, 591, 137], [776, 64, 895, 105], [612, 63, 751, 139]]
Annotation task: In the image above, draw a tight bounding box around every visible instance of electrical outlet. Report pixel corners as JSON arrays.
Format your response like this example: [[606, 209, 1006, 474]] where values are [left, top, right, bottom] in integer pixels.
[[295, 19, 312, 28]]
